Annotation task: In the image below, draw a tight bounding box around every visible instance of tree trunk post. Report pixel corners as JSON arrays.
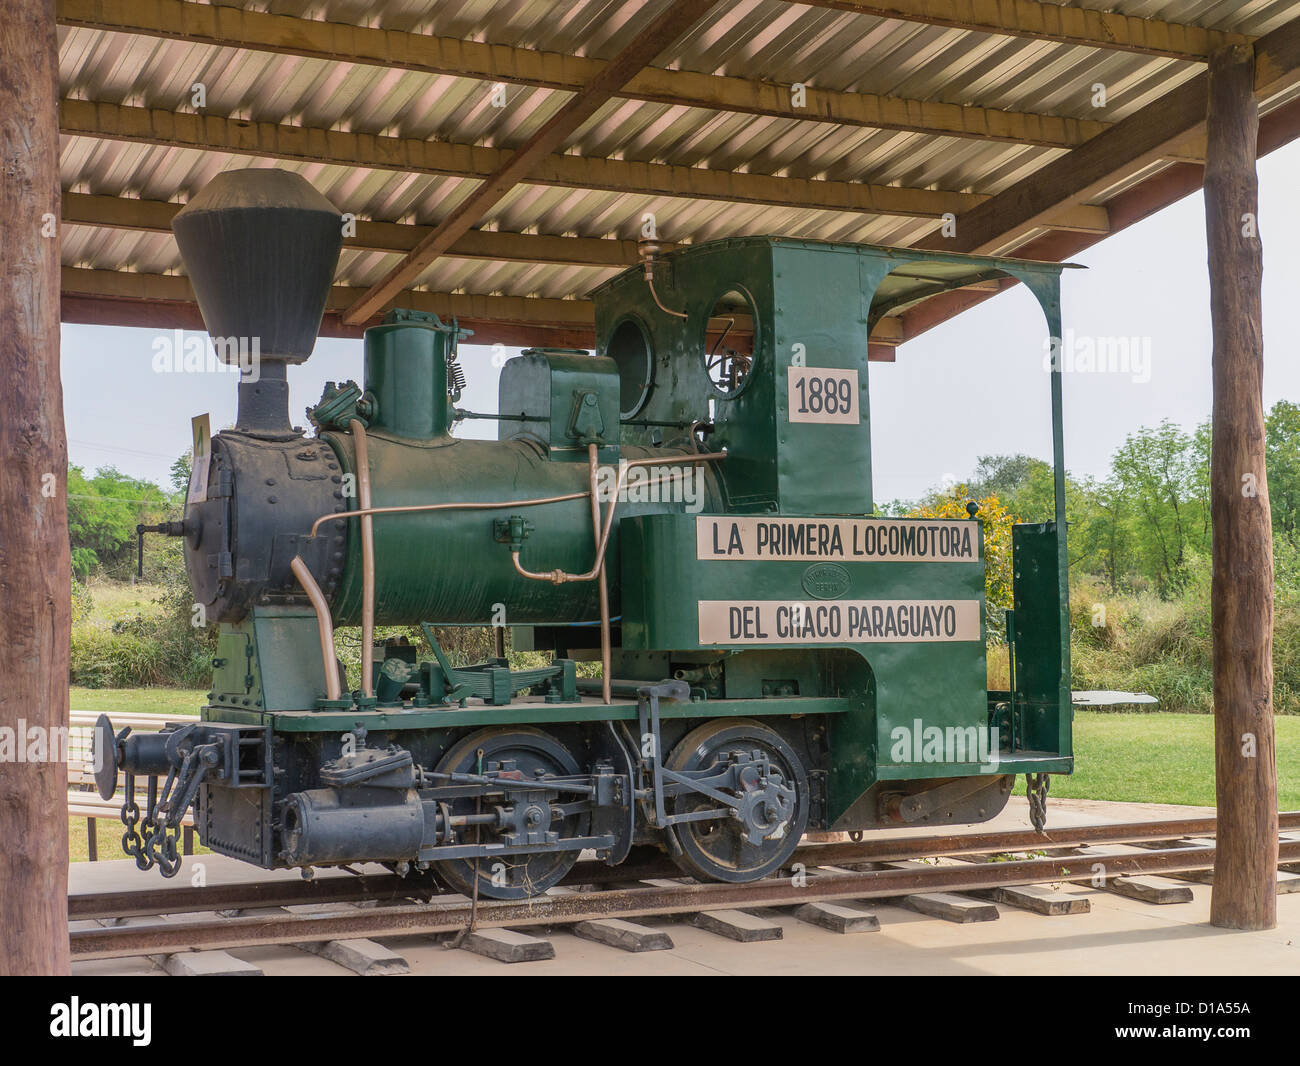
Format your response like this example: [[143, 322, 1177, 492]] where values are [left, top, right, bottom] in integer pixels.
[[1205, 43, 1278, 931], [0, 0, 70, 973]]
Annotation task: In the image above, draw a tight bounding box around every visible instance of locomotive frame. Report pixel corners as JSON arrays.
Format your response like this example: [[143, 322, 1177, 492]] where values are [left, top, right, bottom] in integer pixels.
[[95, 170, 1074, 898]]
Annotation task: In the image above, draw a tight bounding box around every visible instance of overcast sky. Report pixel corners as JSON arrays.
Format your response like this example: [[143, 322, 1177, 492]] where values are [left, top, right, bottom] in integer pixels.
[[61, 138, 1300, 506]]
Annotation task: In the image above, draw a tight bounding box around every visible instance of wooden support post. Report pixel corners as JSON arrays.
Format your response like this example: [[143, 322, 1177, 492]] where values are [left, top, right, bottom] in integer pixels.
[[0, 0, 71, 974], [1205, 43, 1278, 931]]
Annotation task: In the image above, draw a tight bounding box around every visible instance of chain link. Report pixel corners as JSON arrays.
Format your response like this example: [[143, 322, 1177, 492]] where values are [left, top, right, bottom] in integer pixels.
[[118, 773, 155, 870], [1026, 773, 1050, 832]]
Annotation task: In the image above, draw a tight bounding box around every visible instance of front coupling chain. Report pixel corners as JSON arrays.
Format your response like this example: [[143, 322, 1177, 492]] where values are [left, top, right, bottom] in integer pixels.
[[119, 772, 154, 871], [1026, 773, 1050, 832], [148, 825, 182, 878]]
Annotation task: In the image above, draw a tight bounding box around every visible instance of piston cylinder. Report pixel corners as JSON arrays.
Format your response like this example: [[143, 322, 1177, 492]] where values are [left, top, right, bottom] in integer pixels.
[[280, 787, 426, 865]]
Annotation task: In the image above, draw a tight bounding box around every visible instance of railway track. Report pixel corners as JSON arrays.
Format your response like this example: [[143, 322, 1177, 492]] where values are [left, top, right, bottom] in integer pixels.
[[69, 811, 1300, 922], [70, 812, 1300, 961]]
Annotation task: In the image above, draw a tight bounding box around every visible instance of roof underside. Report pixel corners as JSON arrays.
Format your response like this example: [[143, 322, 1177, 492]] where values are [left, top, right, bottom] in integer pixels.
[[56, 0, 1300, 357]]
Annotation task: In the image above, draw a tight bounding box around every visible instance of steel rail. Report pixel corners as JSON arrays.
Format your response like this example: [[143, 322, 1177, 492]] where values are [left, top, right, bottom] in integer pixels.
[[67, 811, 1300, 921], [70, 838, 1300, 959], [68, 816, 1300, 957]]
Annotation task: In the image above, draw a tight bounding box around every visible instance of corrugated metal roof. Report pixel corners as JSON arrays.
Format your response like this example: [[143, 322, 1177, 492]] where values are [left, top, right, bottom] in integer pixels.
[[57, 0, 1300, 306]]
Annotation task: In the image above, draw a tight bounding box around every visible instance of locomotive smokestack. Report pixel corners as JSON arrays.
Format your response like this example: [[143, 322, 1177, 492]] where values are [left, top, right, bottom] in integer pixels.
[[172, 168, 343, 436]]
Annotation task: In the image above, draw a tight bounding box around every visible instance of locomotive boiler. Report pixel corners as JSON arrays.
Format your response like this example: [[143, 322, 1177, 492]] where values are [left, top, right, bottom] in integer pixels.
[[94, 168, 1075, 897]]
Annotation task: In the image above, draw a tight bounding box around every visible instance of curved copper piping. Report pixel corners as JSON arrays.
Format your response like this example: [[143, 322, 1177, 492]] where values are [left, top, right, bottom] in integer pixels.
[[305, 453, 725, 541], [647, 274, 688, 319], [349, 419, 376, 698], [290, 556, 341, 701], [589, 444, 612, 704], [308, 492, 589, 539], [512, 452, 727, 585]]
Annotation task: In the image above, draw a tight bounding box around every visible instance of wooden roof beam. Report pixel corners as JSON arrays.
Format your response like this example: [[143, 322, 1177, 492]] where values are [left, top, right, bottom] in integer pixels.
[[894, 90, 1300, 355], [56, 0, 1110, 149], [60, 98, 1002, 220], [60, 265, 596, 342], [917, 14, 1300, 256], [797, 0, 1249, 61], [59, 265, 908, 352], [344, 0, 722, 324], [59, 99, 1109, 234], [61, 191, 650, 267]]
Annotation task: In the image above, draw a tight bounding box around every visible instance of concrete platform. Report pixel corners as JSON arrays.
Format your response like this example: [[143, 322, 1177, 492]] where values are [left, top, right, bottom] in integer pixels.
[[71, 798, 1300, 976]]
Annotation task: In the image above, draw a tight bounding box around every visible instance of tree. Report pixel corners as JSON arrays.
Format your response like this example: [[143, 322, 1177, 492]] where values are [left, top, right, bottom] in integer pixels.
[[1266, 400, 1300, 539], [66, 465, 169, 579], [168, 451, 193, 500], [1110, 420, 1205, 592], [969, 454, 1049, 503]]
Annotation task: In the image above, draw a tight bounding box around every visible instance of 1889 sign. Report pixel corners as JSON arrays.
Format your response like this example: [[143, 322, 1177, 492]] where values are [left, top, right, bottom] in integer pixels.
[[787, 365, 860, 424]]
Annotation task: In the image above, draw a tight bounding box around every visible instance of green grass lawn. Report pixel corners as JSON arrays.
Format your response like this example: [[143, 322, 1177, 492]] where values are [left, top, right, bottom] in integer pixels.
[[1052, 711, 1300, 808], [70, 687, 205, 716]]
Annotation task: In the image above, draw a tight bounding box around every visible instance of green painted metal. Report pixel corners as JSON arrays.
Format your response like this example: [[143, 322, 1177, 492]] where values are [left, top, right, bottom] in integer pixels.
[[497, 348, 622, 458], [361, 309, 465, 440], [590, 237, 1075, 818], [1011, 523, 1073, 760], [209, 606, 326, 712], [619, 511, 995, 814], [202, 695, 850, 732]]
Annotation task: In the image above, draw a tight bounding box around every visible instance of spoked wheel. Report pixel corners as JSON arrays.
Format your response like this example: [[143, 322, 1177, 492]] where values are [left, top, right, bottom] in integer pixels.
[[432, 727, 589, 901], [665, 719, 808, 883]]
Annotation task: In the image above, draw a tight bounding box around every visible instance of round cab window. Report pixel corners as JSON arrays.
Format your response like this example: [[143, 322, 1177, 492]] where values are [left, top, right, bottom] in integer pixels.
[[705, 290, 757, 398], [607, 317, 654, 418]]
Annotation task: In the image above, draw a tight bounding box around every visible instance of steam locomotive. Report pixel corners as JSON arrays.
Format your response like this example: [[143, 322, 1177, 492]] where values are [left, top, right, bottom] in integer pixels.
[[93, 168, 1074, 898]]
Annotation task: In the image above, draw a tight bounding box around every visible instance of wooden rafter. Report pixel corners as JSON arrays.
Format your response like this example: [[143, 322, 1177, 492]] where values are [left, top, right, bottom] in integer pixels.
[[61, 191, 651, 267], [344, 0, 724, 324], [62, 265, 595, 327], [58, 265, 910, 350], [59, 85, 1300, 355], [795, 0, 1249, 60], [893, 89, 1300, 354], [56, 0, 1112, 149], [920, 15, 1300, 257], [61, 98, 1033, 223]]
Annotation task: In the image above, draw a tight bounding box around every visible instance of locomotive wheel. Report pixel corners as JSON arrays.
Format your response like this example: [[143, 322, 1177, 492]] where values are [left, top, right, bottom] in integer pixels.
[[665, 719, 808, 884], [431, 727, 589, 901]]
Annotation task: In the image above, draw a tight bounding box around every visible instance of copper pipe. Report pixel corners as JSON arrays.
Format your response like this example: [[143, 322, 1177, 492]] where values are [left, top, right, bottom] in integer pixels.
[[512, 451, 728, 585], [349, 419, 376, 698], [647, 273, 688, 319], [290, 556, 341, 701], [309, 492, 589, 539], [588, 444, 612, 705], [307, 454, 727, 540]]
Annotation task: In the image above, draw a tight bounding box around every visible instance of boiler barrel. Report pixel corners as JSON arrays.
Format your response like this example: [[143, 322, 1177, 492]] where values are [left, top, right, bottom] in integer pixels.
[[321, 431, 722, 627]]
